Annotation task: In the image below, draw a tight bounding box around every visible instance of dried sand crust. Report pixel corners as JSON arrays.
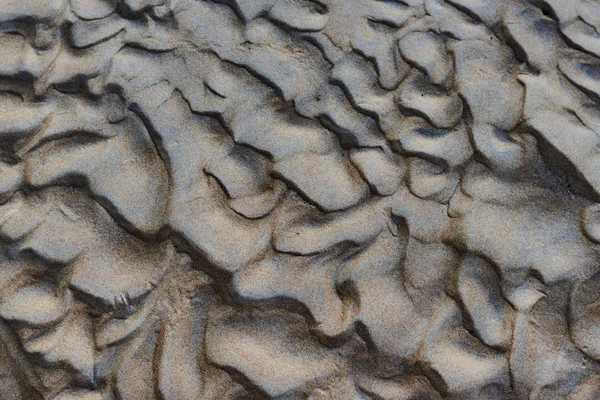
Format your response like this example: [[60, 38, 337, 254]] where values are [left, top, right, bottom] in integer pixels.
[[0, 0, 600, 399]]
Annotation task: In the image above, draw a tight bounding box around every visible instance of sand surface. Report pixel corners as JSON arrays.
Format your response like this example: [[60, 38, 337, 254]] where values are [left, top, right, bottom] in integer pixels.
[[0, 0, 600, 398]]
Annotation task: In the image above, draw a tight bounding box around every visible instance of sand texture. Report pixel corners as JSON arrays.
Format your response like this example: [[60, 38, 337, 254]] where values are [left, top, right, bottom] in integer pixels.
[[1, 0, 600, 399]]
